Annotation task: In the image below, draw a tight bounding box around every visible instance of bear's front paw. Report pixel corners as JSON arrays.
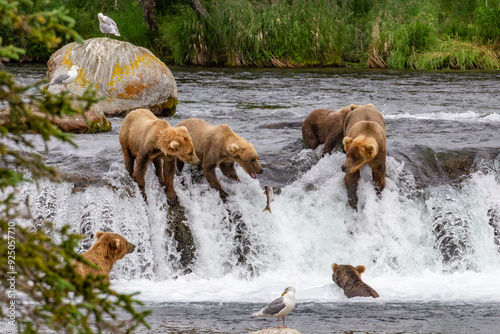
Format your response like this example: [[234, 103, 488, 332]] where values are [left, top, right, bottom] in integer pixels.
[[219, 189, 229, 201], [166, 191, 179, 206], [140, 188, 147, 202]]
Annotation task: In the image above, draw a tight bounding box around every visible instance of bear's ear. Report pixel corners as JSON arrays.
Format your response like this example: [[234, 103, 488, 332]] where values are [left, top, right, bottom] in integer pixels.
[[366, 104, 374, 108], [170, 141, 180, 150], [112, 238, 121, 250], [96, 231, 104, 239], [343, 137, 353, 150], [366, 144, 376, 157], [355, 265, 366, 274], [230, 143, 240, 153], [331, 263, 339, 271], [350, 104, 359, 110]]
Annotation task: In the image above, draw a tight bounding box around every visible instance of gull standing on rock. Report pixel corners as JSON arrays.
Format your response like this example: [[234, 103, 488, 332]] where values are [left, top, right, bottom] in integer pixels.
[[252, 286, 296, 328], [46, 65, 80, 90], [98, 13, 120, 37]]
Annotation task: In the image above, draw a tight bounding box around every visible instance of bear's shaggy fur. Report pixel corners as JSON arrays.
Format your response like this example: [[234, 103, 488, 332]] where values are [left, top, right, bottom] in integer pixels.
[[302, 104, 365, 156], [119, 108, 199, 204], [341, 105, 386, 209], [175, 118, 264, 198], [331, 263, 379, 298], [74, 231, 135, 281]]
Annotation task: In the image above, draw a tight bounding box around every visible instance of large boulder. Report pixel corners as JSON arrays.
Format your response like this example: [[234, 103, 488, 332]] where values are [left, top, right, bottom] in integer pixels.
[[46, 38, 178, 116]]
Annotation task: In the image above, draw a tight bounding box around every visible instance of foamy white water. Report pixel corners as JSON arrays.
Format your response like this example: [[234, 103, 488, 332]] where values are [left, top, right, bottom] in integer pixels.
[[16, 149, 500, 305], [385, 111, 500, 122]]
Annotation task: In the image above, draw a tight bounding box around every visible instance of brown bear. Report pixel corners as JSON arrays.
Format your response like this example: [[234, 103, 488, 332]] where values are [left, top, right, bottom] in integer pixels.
[[302, 104, 364, 156], [119, 108, 200, 204], [74, 231, 135, 281], [331, 263, 379, 298], [175, 118, 264, 198], [342, 105, 386, 209]]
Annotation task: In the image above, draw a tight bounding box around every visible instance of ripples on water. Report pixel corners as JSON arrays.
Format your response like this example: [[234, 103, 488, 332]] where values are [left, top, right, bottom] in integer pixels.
[[4, 64, 500, 334]]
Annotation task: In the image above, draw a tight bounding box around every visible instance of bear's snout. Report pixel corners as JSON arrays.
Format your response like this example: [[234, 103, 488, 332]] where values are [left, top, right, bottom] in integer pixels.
[[341, 164, 347, 173], [127, 242, 136, 254]]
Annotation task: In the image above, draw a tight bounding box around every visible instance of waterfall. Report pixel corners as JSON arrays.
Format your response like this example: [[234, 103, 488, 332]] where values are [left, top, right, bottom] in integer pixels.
[[13, 150, 500, 302]]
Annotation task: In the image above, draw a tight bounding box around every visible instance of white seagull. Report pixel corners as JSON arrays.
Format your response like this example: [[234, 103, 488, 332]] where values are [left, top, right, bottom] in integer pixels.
[[98, 13, 120, 37], [252, 286, 296, 328], [46, 65, 80, 90]]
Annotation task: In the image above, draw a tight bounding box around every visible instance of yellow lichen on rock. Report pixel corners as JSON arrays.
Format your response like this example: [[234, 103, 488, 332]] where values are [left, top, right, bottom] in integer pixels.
[[47, 38, 178, 116]]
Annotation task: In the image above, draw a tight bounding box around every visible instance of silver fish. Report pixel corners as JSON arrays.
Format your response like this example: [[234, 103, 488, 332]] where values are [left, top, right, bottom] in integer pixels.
[[263, 185, 274, 213]]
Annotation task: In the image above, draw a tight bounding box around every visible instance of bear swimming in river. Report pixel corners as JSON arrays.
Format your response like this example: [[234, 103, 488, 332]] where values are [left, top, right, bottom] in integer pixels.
[[74, 231, 135, 281], [331, 263, 379, 298]]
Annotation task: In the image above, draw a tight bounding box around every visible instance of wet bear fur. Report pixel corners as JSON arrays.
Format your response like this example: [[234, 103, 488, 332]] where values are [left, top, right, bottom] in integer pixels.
[[341, 105, 386, 209], [302, 104, 366, 156], [175, 118, 264, 198], [74, 231, 135, 281], [119, 108, 199, 204], [331, 263, 379, 298]]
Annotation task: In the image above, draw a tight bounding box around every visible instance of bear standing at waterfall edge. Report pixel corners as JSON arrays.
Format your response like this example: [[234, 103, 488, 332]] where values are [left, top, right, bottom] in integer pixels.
[[175, 118, 264, 199], [342, 105, 386, 209], [119, 108, 199, 204], [302, 104, 365, 156]]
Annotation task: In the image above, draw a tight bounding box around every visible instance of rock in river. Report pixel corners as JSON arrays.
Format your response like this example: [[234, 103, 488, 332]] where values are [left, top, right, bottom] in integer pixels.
[[46, 38, 178, 116]]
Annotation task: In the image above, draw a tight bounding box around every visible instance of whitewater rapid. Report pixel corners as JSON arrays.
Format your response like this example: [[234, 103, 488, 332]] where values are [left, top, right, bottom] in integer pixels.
[[16, 147, 500, 304]]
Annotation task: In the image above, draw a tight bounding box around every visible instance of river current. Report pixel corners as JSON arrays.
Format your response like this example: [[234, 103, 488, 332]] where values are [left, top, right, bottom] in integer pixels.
[[3, 64, 500, 333]]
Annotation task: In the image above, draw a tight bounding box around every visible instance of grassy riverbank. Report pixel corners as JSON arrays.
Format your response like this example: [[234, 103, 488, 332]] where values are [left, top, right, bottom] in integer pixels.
[[5, 0, 500, 69]]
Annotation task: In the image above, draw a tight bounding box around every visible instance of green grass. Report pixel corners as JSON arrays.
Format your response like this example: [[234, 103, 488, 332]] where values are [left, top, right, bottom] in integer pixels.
[[414, 40, 500, 69], [5, 0, 500, 69], [158, 0, 351, 66]]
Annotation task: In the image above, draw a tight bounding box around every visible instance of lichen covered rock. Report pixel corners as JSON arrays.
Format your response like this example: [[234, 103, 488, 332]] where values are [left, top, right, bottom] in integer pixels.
[[47, 38, 178, 116]]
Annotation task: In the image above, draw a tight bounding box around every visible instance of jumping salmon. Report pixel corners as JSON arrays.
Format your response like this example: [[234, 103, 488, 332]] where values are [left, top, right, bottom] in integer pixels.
[[263, 185, 274, 213]]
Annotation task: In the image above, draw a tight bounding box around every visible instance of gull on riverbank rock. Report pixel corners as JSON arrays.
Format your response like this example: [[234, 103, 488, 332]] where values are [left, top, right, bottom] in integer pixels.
[[47, 38, 178, 116], [253, 286, 296, 328], [98, 13, 120, 37], [45, 65, 80, 90]]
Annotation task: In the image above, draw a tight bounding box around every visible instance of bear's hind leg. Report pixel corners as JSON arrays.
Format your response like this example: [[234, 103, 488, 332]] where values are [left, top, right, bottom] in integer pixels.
[[302, 128, 321, 150], [153, 156, 164, 184], [219, 162, 240, 182], [202, 163, 228, 199]]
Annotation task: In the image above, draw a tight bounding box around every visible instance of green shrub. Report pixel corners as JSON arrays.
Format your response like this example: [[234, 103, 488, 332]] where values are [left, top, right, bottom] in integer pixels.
[[473, 0, 500, 44]]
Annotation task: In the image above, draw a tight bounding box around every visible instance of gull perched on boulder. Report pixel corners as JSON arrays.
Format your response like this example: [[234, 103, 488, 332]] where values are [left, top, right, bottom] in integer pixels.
[[252, 286, 296, 328], [98, 13, 120, 37], [46, 65, 80, 90]]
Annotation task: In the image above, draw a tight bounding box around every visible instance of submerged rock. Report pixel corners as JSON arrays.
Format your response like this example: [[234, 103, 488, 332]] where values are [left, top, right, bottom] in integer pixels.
[[250, 328, 302, 334], [432, 210, 476, 272], [487, 208, 500, 252], [47, 38, 178, 116], [0, 103, 111, 134], [167, 205, 196, 274]]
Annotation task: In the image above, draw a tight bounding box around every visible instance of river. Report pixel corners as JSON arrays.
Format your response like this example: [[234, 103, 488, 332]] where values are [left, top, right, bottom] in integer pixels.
[[4, 63, 500, 333]]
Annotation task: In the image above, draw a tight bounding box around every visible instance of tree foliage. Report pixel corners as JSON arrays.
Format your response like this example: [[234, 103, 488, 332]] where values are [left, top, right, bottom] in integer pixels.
[[0, 0, 150, 332]]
